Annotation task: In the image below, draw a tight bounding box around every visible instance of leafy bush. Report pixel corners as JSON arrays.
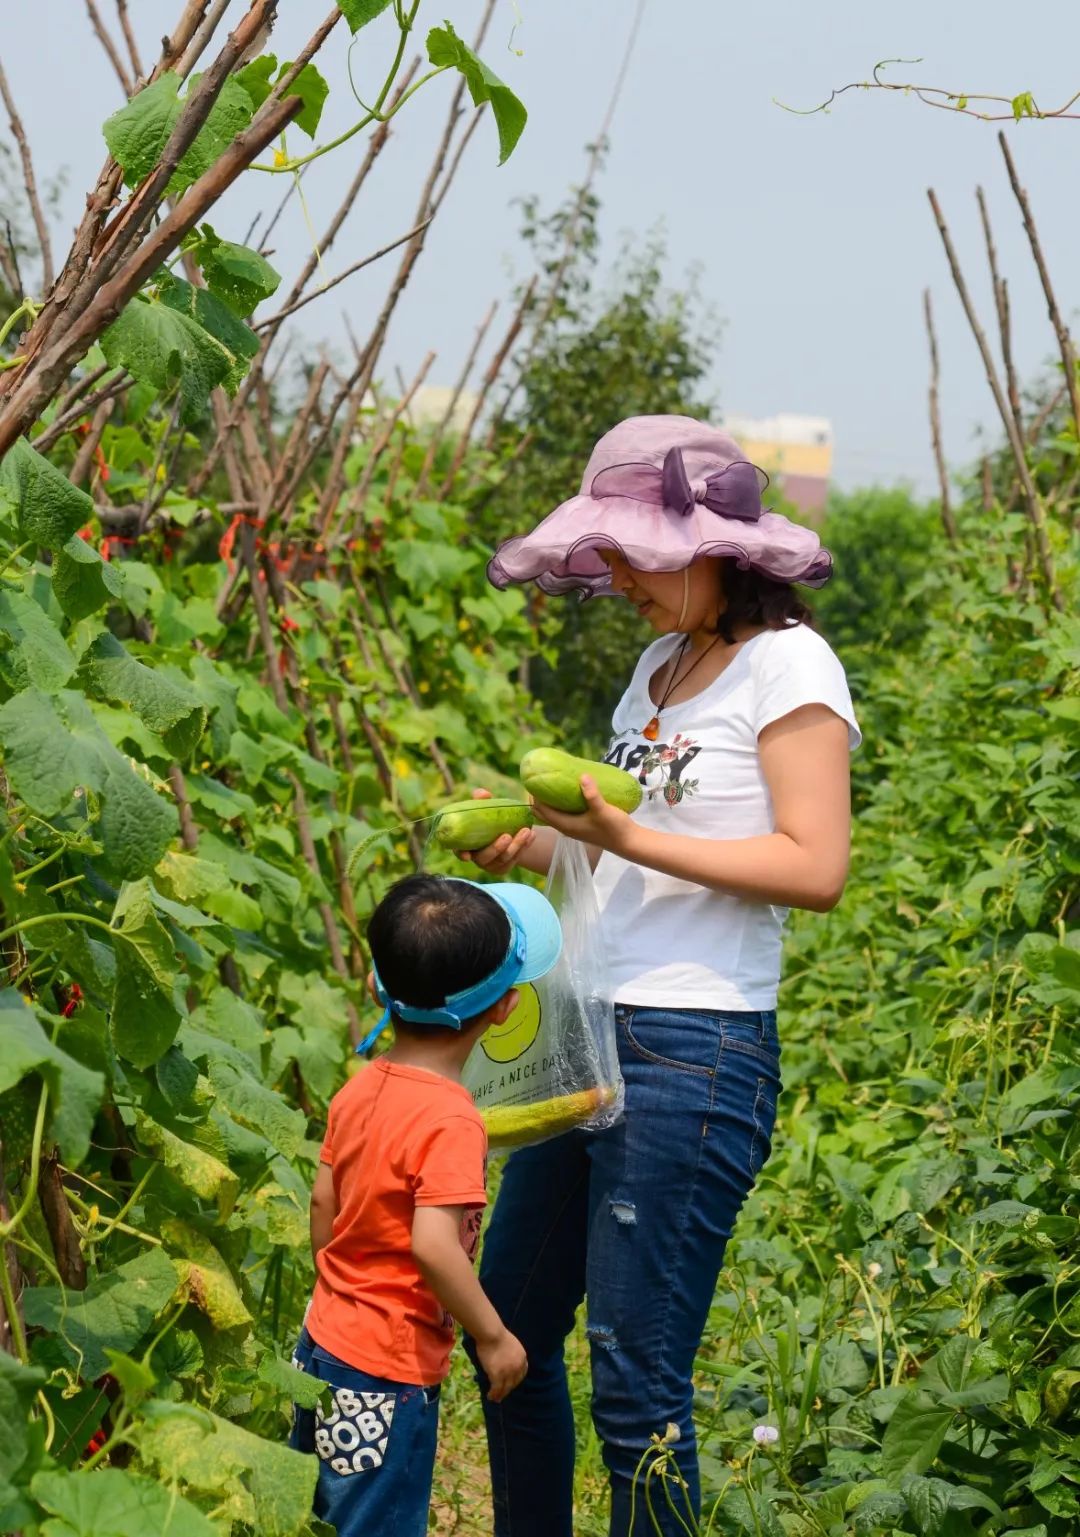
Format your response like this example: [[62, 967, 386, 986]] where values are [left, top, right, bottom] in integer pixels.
[[642, 542, 1080, 1535]]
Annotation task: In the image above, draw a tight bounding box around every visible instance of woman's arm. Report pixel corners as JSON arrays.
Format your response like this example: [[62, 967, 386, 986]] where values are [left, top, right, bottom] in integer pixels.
[[535, 704, 852, 912], [310, 1162, 337, 1264]]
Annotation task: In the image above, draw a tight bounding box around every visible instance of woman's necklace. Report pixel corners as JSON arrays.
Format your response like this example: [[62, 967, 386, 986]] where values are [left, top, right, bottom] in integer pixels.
[[642, 633, 726, 741]]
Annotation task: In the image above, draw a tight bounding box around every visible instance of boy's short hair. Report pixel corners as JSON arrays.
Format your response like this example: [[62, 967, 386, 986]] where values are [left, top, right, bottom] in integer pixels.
[[368, 875, 511, 1032]]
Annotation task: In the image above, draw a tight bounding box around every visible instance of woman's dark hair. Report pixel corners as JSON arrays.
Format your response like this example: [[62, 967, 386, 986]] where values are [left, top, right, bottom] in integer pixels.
[[367, 874, 510, 1028], [713, 560, 813, 643]]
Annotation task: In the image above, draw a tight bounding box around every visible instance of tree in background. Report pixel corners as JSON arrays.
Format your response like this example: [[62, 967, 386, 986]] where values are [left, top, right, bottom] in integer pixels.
[[812, 486, 943, 658], [483, 188, 716, 749]]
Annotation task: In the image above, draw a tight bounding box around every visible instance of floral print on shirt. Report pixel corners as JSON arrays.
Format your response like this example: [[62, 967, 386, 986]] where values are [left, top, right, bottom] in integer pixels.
[[603, 731, 701, 809]]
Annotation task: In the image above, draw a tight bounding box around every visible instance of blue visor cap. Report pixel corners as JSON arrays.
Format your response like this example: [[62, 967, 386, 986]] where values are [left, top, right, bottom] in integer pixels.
[[369, 880, 563, 1036]]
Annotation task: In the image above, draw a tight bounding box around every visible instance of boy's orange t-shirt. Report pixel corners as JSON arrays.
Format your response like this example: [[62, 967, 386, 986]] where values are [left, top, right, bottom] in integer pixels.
[[306, 1059, 487, 1386]]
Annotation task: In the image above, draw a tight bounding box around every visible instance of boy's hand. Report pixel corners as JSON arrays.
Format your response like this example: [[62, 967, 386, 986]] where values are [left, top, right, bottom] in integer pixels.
[[475, 1326, 528, 1402]]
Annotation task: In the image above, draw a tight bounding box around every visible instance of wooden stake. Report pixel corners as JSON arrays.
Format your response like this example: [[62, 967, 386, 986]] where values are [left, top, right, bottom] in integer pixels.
[[998, 131, 1080, 440], [0, 60, 55, 290], [927, 188, 1061, 609]]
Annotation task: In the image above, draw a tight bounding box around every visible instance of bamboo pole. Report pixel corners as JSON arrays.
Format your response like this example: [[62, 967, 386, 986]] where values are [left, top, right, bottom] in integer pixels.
[[927, 188, 1061, 610], [998, 131, 1080, 441]]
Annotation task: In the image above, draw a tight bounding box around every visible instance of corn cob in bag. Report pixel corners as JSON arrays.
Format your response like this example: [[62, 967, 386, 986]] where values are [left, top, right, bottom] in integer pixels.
[[462, 833, 624, 1149]]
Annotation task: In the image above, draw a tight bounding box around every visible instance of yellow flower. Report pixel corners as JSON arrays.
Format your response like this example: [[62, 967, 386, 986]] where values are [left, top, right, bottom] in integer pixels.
[[394, 842, 407, 857], [457, 618, 470, 632], [394, 758, 410, 777], [155, 463, 166, 483], [418, 680, 430, 694], [472, 645, 484, 658], [273, 148, 288, 168]]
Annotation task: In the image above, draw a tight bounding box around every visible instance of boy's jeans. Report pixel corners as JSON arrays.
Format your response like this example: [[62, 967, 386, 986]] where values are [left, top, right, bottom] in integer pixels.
[[465, 1005, 781, 1537], [290, 1327, 440, 1537]]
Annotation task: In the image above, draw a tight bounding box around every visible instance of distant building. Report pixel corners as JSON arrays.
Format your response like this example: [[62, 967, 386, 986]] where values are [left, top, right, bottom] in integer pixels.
[[407, 385, 479, 436], [720, 413, 833, 520]]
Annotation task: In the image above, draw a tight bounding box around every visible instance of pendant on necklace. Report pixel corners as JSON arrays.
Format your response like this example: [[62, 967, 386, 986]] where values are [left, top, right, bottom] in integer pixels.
[[642, 715, 660, 742]]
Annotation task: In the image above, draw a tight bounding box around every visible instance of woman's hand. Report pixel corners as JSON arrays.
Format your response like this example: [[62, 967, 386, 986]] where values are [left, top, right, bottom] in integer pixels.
[[456, 788, 540, 877], [532, 774, 634, 855]]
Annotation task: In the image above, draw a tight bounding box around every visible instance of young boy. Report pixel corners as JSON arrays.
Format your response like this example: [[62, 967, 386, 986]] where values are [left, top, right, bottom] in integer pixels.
[[291, 873, 563, 1537]]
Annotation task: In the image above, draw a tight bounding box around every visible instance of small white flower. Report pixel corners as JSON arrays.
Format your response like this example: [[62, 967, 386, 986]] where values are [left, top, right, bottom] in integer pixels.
[[662, 1422, 681, 1444], [753, 1424, 780, 1446], [866, 1261, 883, 1281]]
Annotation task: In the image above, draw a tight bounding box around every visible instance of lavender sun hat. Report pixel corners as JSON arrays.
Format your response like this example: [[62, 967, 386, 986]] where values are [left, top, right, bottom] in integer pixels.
[[487, 415, 833, 596]]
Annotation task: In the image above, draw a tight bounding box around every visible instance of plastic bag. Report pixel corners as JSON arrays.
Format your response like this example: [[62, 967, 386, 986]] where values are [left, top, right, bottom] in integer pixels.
[[462, 834, 624, 1149]]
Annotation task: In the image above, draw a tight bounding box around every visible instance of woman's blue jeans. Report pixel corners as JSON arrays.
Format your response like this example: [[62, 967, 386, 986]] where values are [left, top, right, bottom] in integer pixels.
[[466, 1004, 781, 1537]]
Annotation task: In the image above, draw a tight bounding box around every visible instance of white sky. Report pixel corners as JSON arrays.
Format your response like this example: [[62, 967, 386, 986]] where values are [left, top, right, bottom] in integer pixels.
[[4, 1, 1079, 493]]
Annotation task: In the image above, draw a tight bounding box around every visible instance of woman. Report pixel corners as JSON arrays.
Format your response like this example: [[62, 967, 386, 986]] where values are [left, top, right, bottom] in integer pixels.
[[462, 416, 860, 1537]]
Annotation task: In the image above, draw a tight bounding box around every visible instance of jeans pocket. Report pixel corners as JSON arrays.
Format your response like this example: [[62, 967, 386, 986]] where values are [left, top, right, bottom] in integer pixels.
[[618, 1007, 723, 1075], [719, 1012, 781, 1069], [748, 1071, 779, 1179], [315, 1385, 397, 1477]]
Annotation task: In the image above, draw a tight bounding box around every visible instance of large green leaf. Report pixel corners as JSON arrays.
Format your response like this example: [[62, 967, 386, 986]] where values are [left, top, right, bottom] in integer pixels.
[[32, 1468, 219, 1537], [78, 632, 205, 759], [276, 62, 330, 138], [0, 438, 94, 550], [137, 1403, 317, 1537], [389, 536, 477, 588], [98, 754, 179, 882], [232, 55, 328, 136], [110, 880, 182, 1067], [0, 1350, 46, 1486], [901, 1475, 1001, 1535], [152, 851, 231, 905], [161, 1219, 251, 1328], [880, 1390, 955, 1478], [158, 274, 260, 393], [0, 690, 177, 880], [0, 689, 98, 814], [101, 293, 235, 424], [52, 535, 125, 621], [202, 886, 263, 929], [0, 588, 75, 693], [103, 74, 183, 184], [185, 988, 265, 1063], [22, 1248, 179, 1382], [234, 55, 276, 112], [0, 991, 105, 1166], [257, 1353, 328, 1411], [186, 227, 280, 317], [338, 0, 394, 31], [1049, 942, 1080, 993], [426, 22, 527, 163], [205, 1058, 305, 1158], [102, 71, 254, 194], [135, 1112, 239, 1219]]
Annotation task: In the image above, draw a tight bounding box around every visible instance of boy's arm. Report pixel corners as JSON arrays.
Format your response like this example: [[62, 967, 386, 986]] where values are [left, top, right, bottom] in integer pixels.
[[310, 1162, 337, 1264], [412, 1206, 527, 1402]]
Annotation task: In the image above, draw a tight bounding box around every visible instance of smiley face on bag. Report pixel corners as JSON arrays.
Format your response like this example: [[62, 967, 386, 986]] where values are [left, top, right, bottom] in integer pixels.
[[480, 983, 542, 1063]]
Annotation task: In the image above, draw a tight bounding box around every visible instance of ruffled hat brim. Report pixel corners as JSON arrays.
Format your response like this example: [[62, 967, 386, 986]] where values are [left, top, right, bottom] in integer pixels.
[[487, 493, 833, 596]]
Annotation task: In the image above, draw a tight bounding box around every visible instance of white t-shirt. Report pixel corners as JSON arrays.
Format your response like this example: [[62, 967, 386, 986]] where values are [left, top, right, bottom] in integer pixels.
[[592, 623, 861, 1011]]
